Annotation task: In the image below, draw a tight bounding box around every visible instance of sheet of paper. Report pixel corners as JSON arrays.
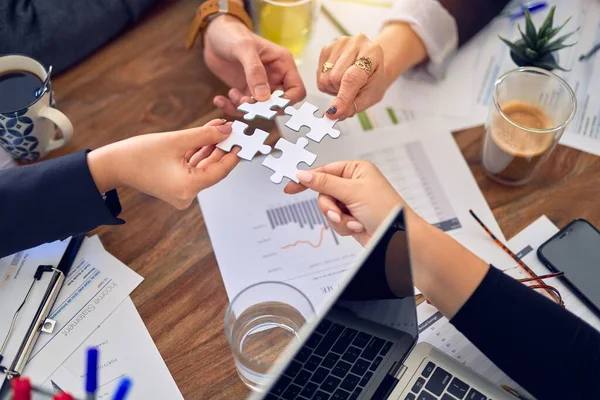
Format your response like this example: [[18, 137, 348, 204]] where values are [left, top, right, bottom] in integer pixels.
[[416, 215, 600, 397], [199, 121, 503, 308], [321, 0, 395, 40], [48, 297, 182, 400], [276, 93, 428, 141], [0, 236, 143, 387]]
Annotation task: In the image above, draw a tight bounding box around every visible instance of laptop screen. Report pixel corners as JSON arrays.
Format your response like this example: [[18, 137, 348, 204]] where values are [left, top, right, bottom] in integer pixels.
[[258, 207, 418, 400]]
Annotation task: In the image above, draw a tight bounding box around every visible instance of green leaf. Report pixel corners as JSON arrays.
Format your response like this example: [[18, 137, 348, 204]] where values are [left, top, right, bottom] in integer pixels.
[[525, 48, 540, 60], [537, 37, 549, 50], [543, 40, 577, 54], [499, 36, 528, 59], [519, 25, 536, 49], [548, 30, 579, 46], [547, 16, 572, 40], [524, 8, 538, 40], [537, 5, 556, 38]]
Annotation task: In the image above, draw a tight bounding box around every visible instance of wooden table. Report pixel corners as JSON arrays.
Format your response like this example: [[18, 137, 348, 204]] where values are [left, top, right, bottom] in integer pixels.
[[49, 1, 600, 398]]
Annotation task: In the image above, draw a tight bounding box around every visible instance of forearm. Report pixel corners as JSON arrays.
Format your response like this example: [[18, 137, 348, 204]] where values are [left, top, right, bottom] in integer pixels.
[[87, 144, 124, 195], [376, 22, 428, 88], [390, 210, 489, 318]]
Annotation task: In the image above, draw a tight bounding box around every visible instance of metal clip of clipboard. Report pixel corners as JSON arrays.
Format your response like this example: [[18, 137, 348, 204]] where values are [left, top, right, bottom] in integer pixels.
[[0, 235, 85, 381]]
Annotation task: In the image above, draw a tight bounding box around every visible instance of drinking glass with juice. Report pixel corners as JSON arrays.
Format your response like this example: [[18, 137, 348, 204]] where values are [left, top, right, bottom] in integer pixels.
[[253, 0, 317, 59]]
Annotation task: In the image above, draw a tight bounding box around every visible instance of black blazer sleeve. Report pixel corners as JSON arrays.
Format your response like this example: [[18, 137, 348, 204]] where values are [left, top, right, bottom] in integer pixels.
[[452, 266, 600, 399], [0, 150, 124, 257]]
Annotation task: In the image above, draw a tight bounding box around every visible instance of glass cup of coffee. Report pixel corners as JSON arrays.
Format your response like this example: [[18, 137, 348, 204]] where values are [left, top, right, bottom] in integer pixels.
[[224, 281, 314, 392], [482, 67, 576, 186]]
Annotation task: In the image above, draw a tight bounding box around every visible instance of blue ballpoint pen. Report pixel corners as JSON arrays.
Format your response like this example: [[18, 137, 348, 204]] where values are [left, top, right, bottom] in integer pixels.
[[503, 1, 548, 20], [85, 348, 99, 400], [112, 378, 132, 400]]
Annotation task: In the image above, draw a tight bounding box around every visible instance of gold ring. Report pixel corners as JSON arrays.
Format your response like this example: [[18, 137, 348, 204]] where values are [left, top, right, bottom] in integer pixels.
[[353, 56, 373, 75], [322, 62, 334, 73]]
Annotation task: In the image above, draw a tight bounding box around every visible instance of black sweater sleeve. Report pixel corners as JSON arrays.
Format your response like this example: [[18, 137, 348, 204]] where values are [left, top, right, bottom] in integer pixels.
[[451, 266, 600, 400], [0, 151, 124, 257], [0, 0, 157, 74]]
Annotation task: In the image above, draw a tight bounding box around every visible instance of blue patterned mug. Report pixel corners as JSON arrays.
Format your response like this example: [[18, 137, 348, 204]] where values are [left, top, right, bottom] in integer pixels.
[[0, 55, 73, 161]]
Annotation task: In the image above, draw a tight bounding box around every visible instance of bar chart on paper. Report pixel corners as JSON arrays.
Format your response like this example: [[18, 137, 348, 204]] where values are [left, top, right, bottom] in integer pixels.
[[252, 196, 361, 300], [360, 141, 462, 232], [266, 198, 339, 248]]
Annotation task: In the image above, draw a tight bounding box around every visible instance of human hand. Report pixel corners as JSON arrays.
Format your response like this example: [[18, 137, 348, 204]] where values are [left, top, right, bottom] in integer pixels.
[[87, 119, 240, 209], [317, 34, 387, 121], [284, 161, 404, 246], [204, 15, 306, 116]]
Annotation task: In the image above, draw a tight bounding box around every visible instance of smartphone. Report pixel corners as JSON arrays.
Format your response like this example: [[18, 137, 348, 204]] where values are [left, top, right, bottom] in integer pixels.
[[538, 219, 600, 316]]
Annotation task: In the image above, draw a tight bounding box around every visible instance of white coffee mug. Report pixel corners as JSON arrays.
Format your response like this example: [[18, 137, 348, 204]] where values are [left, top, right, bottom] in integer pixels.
[[0, 55, 73, 161]]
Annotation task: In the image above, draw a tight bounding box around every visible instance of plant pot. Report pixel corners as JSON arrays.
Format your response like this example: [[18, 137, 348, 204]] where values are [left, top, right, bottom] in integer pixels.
[[509, 40, 558, 71]]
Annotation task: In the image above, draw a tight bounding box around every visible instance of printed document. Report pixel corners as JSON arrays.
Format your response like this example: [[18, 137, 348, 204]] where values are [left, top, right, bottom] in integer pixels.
[[199, 121, 503, 308], [0, 236, 143, 387], [48, 297, 182, 400]]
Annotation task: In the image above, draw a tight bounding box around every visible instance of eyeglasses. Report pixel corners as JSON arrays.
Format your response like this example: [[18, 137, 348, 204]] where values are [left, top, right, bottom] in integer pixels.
[[469, 210, 565, 308]]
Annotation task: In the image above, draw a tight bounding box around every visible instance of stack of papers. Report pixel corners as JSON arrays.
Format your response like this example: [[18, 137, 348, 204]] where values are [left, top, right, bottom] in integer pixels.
[[0, 236, 183, 399]]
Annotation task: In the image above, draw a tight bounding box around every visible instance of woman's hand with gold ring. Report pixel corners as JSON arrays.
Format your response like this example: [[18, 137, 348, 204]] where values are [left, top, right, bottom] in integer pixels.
[[316, 33, 387, 121], [353, 56, 373, 76], [322, 62, 334, 73]]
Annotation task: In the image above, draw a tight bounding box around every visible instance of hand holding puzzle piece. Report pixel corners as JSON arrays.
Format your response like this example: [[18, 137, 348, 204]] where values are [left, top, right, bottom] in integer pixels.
[[215, 91, 341, 183]]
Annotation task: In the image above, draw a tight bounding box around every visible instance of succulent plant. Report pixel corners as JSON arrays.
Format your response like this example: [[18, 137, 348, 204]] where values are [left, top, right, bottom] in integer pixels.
[[500, 5, 578, 71]]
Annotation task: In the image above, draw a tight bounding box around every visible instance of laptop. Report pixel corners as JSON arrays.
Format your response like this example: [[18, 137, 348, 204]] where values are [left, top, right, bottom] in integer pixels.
[[248, 207, 514, 400]]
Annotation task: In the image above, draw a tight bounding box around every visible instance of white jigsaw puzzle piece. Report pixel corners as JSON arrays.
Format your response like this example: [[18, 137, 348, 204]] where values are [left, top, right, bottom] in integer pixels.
[[262, 137, 317, 184], [237, 89, 291, 121], [216, 120, 272, 161], [284, 102, 341, 142]]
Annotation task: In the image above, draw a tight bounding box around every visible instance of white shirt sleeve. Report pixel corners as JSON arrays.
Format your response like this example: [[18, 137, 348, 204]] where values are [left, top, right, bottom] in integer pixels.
[[387, 0, 458, 79]]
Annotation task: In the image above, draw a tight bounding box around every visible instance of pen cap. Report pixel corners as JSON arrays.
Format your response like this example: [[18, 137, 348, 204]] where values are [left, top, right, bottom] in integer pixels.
[[53, 392, 74, 400], [85, 347, 99, 394], [112, 378, 132, 400], [11, 377, 32, 400]]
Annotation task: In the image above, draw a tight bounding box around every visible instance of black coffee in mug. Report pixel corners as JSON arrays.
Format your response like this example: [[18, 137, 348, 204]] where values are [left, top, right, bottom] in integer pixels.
[[0, 70, 42, 112]]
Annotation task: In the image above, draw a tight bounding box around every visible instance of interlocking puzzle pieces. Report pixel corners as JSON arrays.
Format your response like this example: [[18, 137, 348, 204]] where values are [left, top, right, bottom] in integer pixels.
[[284, 102, 341, 143], [237, 89, 291, 121], [262, 137, 317, 184], [216, 120, 271, 161]]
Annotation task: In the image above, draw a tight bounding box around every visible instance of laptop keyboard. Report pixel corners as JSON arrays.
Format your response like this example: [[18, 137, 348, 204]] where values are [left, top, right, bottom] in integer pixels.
[[403, 361, 491, 400], [266, 319, 393, 400]]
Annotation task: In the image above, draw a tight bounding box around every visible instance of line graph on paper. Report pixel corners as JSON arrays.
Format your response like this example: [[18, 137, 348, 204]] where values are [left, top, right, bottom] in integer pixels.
[[266, 198, 339, 249], [250, 196, 362, 301]]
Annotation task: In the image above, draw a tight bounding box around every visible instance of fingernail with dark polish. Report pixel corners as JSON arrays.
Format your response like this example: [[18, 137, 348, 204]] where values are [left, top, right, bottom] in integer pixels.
[[327, 106, 337, 115]]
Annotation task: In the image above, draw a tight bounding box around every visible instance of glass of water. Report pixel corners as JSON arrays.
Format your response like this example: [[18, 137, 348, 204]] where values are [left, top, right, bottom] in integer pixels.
[[224, 281, 315, 391]]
